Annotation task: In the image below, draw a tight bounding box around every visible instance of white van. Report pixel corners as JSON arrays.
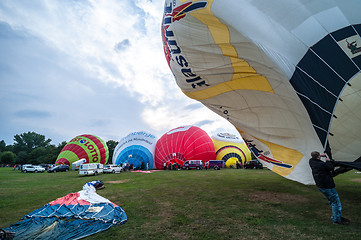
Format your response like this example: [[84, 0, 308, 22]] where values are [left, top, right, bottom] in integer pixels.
[[79, 163, 103, 176]]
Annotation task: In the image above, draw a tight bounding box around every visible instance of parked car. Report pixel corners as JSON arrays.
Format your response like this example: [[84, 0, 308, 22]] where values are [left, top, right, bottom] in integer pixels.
[[21, 164, 32, 172], [208, 160, 224, 170], [182, 160, 203, 170], [79, 163, 103, 176], [244, 160, 263, 169], [23, 165, 45, 173], [48, 165, 70, 173], [103, 164, 123, 173], [40, 164, 52, 170]]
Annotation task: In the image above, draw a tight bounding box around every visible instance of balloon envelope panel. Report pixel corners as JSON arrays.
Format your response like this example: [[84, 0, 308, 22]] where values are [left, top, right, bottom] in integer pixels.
[[162, 0, 361, 184], [154, 126, 216, 169], [56, 134, 109, 166], [212, 133, 252, 168], [112, 131, 157, 169]]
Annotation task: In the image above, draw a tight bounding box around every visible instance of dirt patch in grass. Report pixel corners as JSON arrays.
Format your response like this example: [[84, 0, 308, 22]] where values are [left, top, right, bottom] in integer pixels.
[[171, 231, 189, 240], [104, 179, 130, 184], [156, 201, 174, 219], [351, 178, 361, 183], [247, 191, 309, 203]]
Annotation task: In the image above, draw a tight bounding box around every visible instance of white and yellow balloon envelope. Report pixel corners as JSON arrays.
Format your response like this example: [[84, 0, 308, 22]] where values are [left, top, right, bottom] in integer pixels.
[[113, 132, 157, 170], [212, 133, 252, 168], [162, 0, 361, 184]]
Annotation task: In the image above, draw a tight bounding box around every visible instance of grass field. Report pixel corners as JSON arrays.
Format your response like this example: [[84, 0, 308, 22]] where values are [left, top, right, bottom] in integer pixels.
[[0, 167, 360, 239]]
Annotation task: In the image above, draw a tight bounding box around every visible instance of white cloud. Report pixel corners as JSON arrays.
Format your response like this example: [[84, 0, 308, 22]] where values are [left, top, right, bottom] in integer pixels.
[[0, 0, 237, 145], [141, 97, 239, 138]]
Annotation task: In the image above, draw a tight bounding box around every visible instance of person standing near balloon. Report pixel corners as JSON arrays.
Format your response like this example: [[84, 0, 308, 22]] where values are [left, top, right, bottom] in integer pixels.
[[309, 151, 350, 225]]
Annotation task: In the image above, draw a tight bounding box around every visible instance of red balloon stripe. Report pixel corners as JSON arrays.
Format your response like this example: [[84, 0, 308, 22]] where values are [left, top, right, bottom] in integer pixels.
[[58, 143, 89, 163]]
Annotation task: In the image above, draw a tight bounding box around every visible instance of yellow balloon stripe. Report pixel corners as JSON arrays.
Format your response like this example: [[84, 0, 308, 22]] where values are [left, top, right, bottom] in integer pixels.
[[183, 75, 273, 100], [257, 138, 303, 176], [212, 139, 252, 167], [237, 128, 303, 177], [181, 0, 274, 101]]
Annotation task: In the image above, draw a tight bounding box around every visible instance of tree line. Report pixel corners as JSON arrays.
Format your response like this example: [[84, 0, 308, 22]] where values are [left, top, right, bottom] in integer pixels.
[[0, 132, 118, 166]]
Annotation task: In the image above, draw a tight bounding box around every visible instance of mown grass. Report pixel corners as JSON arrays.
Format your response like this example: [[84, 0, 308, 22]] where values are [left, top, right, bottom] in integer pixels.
[[0, 168, 360, 239]]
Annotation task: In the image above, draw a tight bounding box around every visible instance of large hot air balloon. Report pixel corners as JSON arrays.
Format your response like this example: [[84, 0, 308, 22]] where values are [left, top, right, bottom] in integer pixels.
[[154, 126, 216, 169], [113, 131, 157, 170], [56, 134, 109, 166], [162, 0, 361, 184], [212, 133, 252, 168]]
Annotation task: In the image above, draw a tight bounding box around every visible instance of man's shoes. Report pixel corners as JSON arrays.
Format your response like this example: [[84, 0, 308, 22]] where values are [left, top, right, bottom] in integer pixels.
[[341, 217, 350, 224], [333, 217, 350, 225]]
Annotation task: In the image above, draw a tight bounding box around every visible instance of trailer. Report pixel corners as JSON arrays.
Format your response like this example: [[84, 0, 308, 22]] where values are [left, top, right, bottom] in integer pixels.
[[72, 158, 87, 170]]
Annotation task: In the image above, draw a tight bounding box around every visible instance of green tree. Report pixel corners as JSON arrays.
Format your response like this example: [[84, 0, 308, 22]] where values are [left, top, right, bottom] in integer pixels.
[[106, 140, 118, 163], [13, 132, 52, 154], [15, 151, 28, 165], [44, 144, 63, 164], [28, 147, 48, 165], [5, 144, 14, 152], [0, 151, 16, 165], [26, 141, 67, 165], [0, 140, 5, 152]]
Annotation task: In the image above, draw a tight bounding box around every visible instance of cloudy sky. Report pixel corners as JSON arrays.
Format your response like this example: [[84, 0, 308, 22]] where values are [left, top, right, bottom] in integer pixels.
[[0, 0, 238, 145]]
